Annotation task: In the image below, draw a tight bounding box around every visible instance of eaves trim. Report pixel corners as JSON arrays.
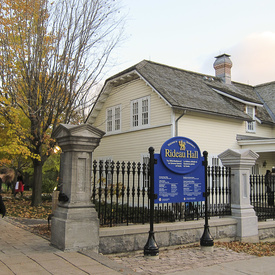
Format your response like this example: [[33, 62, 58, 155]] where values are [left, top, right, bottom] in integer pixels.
[[212, 88, 263, 107], [172, 106, 251, 121], [134, 70, 172, 108], [237, 138, 275, 146], [86, 69, 173, 123]]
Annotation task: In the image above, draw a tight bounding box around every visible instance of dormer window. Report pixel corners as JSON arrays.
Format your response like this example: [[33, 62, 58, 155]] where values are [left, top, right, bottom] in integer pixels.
[[131, 96, 150, 129], [106, 105, 121, 133], [246, 105, 256, 133]]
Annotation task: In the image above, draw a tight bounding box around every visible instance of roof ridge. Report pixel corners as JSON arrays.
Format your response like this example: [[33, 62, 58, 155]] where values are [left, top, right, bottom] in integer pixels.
[[143, 60, 218, 79]]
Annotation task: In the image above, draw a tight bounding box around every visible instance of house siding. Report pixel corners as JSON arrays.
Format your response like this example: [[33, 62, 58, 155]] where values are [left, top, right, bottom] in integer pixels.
[[92, 81, 274, 165], [254, 123, 275, 138], [92, 79, 173, 162], [176, 111, 274, 155], [87, 59, 275, 177], [93, 126, 171, 162], [176, 112, 243, 155], [93, 79, 172, 132]]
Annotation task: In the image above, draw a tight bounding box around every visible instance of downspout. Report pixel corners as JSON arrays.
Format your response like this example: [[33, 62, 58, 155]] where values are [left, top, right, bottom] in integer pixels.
[[175, 110, 186, 136]]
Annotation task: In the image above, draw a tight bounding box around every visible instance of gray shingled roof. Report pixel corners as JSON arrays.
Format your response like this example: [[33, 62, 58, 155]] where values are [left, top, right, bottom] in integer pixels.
[[132, 61, 248, 119], [88, 60, 275, 124], [255, 82, 275, 122]]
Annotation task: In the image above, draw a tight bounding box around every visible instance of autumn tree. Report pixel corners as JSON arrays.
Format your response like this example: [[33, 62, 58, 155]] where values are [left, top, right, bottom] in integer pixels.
[[0, 0, 125, 205], [0, 100, 37, 175]]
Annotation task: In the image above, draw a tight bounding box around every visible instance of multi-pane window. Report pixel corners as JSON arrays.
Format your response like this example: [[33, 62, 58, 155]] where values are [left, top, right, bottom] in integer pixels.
[[212, 157, 220, 166], [132, 102, 139, 127], [252, 164, 259, 175], [114, 107, 120, 131], [106, 105, 121, 133], [246, 105, 256, 132], [105, 158, 113, 185], [142, 155, 149, 189], [131, 96, 150, 129], [107, 109, 113, 132], [142, 98, 149, 125], [99, 158, 113, 185]]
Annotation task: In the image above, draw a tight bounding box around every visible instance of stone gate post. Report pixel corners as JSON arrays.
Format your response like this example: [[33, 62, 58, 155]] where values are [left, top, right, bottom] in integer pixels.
[[218, 149, 259, 242], [51, 124, 105, 251]]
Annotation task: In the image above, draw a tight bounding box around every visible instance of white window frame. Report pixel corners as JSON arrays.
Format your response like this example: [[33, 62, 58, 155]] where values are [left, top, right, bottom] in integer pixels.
[[131, 96, 150, 130], [246, 105, 256, 133], [252, 164, 259, 175], [99, 157, 113, 185], [141, 153, 150, 190], [106, 105, 121, 134], [207, 155, 222, 189]]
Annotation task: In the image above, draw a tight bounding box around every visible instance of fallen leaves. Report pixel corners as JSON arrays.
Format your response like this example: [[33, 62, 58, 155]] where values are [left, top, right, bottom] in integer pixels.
[[2, 191, 275, 257], [2, 191, 52, 219], [215, 241, 275, 257], [30, 224, 51, 240], [2, 191, 52, 240]]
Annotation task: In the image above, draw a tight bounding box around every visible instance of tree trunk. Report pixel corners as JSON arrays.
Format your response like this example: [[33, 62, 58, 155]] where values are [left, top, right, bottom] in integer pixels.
[[32, 159, 43, 206]]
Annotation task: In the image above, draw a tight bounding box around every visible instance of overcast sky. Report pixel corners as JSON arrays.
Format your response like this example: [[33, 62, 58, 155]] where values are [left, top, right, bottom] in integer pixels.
[[107, 0, 275, 86]]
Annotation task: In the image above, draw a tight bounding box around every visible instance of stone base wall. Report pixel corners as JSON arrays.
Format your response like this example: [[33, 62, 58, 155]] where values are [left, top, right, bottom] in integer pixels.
[[99, 218, 275, 254], [258, 220, 275, 240], [99, 218, 238, 254]]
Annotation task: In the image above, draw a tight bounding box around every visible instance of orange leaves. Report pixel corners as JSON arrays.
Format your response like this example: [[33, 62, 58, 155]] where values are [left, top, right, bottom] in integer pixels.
[[4, 194, 52, 219], [216, 241, 275, 257]]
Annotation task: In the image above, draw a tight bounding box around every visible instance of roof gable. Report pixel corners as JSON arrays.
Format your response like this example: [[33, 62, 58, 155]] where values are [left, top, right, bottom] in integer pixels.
[[86, 60, 275, 124], [255, 82, 275, 122]]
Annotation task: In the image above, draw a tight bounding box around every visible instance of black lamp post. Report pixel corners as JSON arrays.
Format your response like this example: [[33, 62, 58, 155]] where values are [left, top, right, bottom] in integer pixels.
[[200, 151, 214, 250], [144, 147, 159, 258]]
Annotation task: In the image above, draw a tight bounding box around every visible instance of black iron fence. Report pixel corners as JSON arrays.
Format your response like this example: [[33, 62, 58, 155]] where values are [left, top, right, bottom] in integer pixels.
[[92, 160, 232, 227], [250, 174, 275, 221]]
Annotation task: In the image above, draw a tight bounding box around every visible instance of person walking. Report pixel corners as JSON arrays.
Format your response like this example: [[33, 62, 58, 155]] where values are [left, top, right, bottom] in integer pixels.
[[0, 174, 6, 217], [14, 175, 24, 198]]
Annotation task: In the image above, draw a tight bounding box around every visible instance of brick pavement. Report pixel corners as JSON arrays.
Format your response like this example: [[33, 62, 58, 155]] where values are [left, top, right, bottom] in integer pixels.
[[2, 217, 274, 275], [108, 244, 256, 274]]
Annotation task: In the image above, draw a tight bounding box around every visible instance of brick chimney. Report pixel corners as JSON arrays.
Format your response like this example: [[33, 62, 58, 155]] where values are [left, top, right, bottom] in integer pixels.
[[213, 54, 232, 84]]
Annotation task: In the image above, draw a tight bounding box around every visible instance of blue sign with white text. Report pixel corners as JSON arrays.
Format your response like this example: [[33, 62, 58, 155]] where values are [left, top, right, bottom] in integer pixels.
[[155, 137, 205, 203]]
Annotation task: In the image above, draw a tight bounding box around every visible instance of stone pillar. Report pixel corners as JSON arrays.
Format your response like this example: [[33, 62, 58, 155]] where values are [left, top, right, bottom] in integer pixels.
[[51, 124, 105, 251], [218, 149, 259, 242]]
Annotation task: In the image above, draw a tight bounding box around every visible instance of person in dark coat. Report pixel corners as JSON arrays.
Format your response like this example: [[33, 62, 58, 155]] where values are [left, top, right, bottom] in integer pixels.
[[0, 175, 6, 217], [265, 170, 274, 206]]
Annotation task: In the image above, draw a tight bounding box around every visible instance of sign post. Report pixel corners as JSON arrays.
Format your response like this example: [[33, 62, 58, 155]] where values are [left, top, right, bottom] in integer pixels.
[[144, 137, 213, 256], [200, 151, 214, 251], [144, 147, 159, 258]]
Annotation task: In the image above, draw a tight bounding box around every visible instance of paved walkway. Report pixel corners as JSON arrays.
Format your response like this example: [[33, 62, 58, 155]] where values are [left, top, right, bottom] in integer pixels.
[[1, 217, 275, 275], [0, 218, 126, 275], [108, 245, 275, 274]]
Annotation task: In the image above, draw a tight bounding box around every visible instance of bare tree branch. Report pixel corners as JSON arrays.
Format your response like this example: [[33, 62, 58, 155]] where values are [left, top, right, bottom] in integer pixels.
[[0, 0, 125, 205]]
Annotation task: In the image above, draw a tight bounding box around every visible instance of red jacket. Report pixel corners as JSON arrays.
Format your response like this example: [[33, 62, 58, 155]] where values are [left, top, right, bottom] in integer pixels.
[[15, 181, 24, 192]]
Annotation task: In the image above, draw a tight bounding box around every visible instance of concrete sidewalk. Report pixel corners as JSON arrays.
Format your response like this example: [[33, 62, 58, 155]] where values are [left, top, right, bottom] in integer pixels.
[[1, 217, 275, 275], [0, 218, 134, 275], [166, 256, 275, 274], [109, 244, 275, 275]]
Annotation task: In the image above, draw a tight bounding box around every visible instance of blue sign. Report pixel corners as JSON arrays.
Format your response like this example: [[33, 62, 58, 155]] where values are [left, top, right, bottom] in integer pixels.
[[160, 136, 202, 174], [155, 137, 205, 203]]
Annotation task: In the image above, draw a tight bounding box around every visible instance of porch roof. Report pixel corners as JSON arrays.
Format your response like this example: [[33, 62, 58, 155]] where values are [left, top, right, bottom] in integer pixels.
[[237, 135, 275, 153]]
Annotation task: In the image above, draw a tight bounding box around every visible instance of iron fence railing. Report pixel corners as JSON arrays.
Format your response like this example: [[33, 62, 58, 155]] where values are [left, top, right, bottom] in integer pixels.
[[92, 160, 232, 227], [250, 174, 275, 221]]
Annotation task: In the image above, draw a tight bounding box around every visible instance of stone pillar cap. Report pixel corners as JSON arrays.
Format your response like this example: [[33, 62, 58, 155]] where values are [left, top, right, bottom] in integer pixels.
[[53, 123, 105, 139], [218, 149, 259, 167], [53, 123, 105, 152]]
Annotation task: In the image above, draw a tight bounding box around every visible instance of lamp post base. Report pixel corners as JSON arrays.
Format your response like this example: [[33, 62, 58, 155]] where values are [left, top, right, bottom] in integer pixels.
[[200, 224, 214, 251], [144, 231, 159, 258]]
